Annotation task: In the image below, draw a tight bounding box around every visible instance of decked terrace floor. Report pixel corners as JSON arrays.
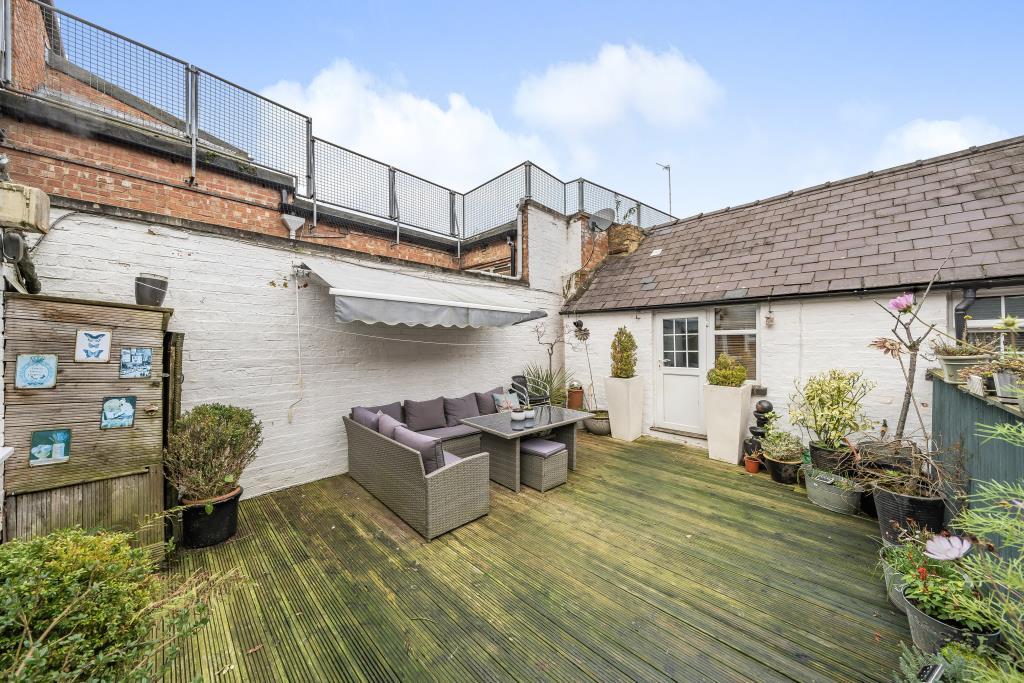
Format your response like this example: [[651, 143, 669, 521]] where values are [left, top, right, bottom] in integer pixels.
[[169, 434, 909, 682]]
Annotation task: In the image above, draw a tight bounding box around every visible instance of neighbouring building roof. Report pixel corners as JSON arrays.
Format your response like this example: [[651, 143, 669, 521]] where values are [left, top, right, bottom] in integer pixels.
[[568, 136, 1024, 313]]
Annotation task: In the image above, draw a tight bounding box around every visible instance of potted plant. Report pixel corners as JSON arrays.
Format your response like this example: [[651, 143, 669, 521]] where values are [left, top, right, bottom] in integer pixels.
[[582, 410, 611, 435], [804, 466, 863, 515], [930, 338, 994, 384], [899, 534, 1000, 654], [567, 380, 585, 410], [605, 326, 643, 441], [164, 403, 263, 548], [743, 451, 761, 474], [703, 353, 751, 465], [990, 355, 1024, 404], [788, 369, 874, 475], [759, 418, 804, 484]]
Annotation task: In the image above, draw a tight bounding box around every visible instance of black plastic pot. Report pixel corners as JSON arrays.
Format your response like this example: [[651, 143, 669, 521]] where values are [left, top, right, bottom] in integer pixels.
[[860, 491, 878, 518], [809, 442, 855, 475], [135, 273, 168, 307], [873, 486, 945, 544], [763, 457, 800, 484], [180, 486, 242, 548]]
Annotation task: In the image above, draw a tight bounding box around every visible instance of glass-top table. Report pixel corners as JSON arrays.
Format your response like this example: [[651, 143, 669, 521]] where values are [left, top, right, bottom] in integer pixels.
[[461, 406, 592, 492]]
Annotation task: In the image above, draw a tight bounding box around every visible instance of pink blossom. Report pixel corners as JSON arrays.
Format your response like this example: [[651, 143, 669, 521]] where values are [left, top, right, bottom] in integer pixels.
[[889, 292, 915, 314]]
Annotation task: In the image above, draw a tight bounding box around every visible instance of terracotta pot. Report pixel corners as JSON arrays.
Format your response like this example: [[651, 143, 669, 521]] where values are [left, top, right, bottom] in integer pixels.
[[567, 388, 585, 410], [743, 456, 760, 474]]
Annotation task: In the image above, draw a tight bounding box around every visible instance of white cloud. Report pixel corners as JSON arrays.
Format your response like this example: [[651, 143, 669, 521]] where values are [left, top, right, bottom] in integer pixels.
[[262, 60, 556, 189], [514, 44, 721, 132], [874, 117, 1009, 169]]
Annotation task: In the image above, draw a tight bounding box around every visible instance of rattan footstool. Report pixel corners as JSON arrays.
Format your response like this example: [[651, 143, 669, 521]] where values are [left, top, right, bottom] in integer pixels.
[[519, 438, 568, 492]]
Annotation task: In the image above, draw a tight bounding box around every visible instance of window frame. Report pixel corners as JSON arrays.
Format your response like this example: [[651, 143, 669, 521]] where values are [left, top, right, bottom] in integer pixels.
[[711, 304, 760, 382], [965, 290, 1024, 353]]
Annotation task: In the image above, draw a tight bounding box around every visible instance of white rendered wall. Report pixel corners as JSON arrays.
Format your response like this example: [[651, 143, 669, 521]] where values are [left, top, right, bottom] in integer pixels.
[[29, 208, 569, 498], [564, 293, 951, 445]]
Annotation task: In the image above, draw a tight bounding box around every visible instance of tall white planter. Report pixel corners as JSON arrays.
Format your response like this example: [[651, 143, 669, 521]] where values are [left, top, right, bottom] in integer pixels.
[[703, 384, 752, 464], [605, 376, 643, 441]]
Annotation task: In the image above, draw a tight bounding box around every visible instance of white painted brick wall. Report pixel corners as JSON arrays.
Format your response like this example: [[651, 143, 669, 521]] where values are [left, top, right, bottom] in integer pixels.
[[527, 205, 581, 299], [565, 294, 951, 444], [27, 209, 569, 498]]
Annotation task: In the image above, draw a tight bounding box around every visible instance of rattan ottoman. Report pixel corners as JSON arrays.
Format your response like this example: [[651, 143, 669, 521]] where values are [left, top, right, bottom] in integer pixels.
[[519, 438, 568, 492]]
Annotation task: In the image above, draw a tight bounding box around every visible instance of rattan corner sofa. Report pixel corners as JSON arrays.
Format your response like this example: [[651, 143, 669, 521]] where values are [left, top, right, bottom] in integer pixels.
[[343, 416, 490, 541]]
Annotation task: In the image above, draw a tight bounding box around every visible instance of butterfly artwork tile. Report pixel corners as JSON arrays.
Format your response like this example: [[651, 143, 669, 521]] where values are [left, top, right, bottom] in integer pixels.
[[75, 329, 112, 363]]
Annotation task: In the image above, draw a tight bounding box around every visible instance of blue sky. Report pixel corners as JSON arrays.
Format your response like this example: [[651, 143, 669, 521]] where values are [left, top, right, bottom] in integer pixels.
[[62, 1, 1023, 217]]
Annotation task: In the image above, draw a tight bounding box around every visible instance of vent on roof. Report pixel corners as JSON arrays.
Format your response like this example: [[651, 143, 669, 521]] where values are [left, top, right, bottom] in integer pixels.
[[639, 275, 656, 291], [651, 248, 663, 256]]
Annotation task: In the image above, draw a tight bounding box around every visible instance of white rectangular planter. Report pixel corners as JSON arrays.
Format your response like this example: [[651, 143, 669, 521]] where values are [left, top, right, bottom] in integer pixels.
[[605, 376, 643, 441], [703, 384, 752, 464]]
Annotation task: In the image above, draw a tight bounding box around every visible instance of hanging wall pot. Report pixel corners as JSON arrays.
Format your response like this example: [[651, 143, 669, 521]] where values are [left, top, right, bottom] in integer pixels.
[[135, 273, 169, 307]]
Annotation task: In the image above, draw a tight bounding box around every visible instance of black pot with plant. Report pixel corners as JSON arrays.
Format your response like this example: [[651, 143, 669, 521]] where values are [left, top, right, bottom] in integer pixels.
[[164, 403, 263, 548], [758, 417, 804, 485], [789, 369, 874, 476]]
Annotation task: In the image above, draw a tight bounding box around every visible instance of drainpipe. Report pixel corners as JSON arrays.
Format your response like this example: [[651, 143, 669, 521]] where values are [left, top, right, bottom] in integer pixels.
[[953, 287, 976, 342]]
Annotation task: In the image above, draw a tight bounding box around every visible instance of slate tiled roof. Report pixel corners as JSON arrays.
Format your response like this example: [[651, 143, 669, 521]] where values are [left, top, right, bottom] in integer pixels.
[[568, 136, 1024, 312]]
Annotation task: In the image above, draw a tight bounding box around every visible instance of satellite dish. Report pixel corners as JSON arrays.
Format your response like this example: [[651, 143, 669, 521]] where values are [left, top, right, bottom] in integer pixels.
[[589, 208, 615, 232]]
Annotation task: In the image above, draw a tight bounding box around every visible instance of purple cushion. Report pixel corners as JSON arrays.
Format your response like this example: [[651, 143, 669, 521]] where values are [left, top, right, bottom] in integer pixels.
[[404, 396, 446, 432], [475, 386, 503, 415], [444, 393, 480, 427], [351, 406, 380, 431], [378, 413, 405, 439], [441, 451, 462, 468], [417, 424, 480, 441], [359, 401, 402, 422], [393, 425, 445, 474], [520, 438, 566, 458]]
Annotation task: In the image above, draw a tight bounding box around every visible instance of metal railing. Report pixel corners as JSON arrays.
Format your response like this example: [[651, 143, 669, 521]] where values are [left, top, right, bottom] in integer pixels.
[[1, 0, 675, 240]]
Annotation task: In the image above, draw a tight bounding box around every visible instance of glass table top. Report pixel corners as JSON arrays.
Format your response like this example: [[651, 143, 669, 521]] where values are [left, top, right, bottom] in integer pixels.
[[461, 406, 593, 439]]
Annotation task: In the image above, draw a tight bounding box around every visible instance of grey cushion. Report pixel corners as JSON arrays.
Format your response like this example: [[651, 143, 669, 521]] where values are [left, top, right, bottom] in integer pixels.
[[418, 424, 481, 441], [393, 425, 445, 474], [520, 438, 566, 458], [475, 386, 504, 415], [351, 406, 380, 431], [360, 401, 402, 422], [441, 451, 462, 468], [492, 391, 520, 412], [444, 393, 480, 427], [378, 413, 406, 439], [404, 396, 447, 432]]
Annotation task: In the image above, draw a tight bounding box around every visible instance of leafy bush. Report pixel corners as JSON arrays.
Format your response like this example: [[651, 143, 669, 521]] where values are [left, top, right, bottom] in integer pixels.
[[610, 327, 637, 379], [930, 338, 993, 357], [788, 370, 875, 449], [523, 363, 574, 407], [706, 353, 747, 387], [0, 527, 228, 681], [164, 403, 263, 501], [759, 428, 804, 463]]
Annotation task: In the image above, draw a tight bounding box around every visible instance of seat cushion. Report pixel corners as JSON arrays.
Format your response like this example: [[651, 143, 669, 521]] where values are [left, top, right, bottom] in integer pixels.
[[359, 401, 402, 422], [351, 406, 380, 431], [441, 451, 462, 468], [393, 425, 445, 474], [475, 386, 504, 415], [520, 438, 566, 458], [444, 393, 480, 427], [417, 424, 481, 441], [404, 396, 447, 432], [378, 413, 406, 439]]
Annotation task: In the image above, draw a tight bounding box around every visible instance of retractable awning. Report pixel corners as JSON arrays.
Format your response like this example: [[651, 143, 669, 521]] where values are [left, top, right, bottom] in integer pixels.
[[302, 259, 546, 328]]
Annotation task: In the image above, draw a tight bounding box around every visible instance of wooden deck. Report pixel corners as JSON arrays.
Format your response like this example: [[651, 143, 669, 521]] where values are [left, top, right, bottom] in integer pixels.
[[168, 434, 910, 682]]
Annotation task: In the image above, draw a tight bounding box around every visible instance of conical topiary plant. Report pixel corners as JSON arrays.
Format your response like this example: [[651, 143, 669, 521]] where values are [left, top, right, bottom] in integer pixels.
[[610, 326, 637, 379]]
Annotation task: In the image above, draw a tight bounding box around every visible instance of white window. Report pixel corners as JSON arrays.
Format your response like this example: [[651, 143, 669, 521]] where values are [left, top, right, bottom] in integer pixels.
[[713, 304, 758, 380], [966, 293, 1024, 352]]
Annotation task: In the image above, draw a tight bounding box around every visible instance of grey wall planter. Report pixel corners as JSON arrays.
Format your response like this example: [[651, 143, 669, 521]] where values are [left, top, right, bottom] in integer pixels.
[[879, 550, 908, 613], [804, 466, 862, 515]]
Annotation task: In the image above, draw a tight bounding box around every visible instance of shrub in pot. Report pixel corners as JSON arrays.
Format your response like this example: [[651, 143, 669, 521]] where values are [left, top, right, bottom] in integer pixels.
[[759, 418, 804, 485], [804, 465, 863, 515], [788, 369, 874, 475], [703, 353, 752, 465], [0, 527, 230, 680], [164, 403, 263, 548], [605, 326, 643, 441]]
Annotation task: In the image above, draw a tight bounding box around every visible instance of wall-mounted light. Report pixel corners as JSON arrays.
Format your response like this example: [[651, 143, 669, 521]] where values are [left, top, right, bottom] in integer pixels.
[[764, 302, 775, 327]]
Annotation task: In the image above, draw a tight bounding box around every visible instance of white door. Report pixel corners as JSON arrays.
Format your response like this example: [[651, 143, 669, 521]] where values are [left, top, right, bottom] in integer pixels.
[[654, 312, 706, 434]]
